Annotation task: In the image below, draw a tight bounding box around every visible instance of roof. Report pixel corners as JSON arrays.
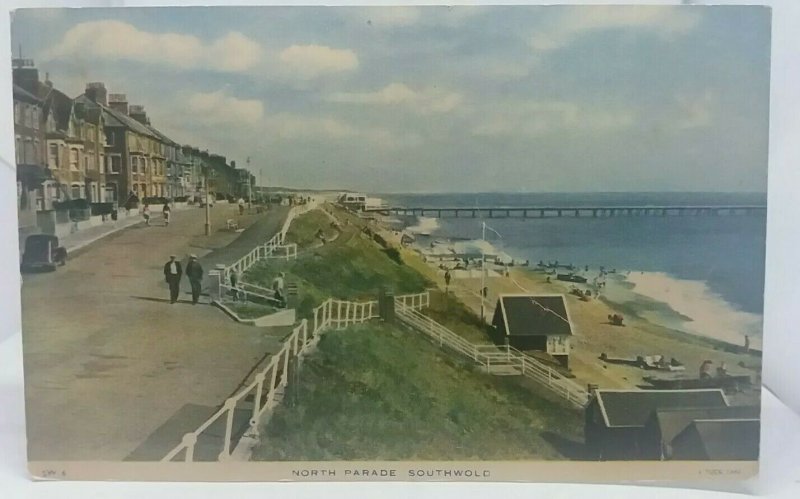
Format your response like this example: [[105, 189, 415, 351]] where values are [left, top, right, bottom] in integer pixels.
[[671, 419, 760, 460], [13, 84, 41, 104], [495, 294, 573, 337], [75, 94, 158, 139], [42, 87, 74, 133], [649, 405, 760, 444], [594, 389, 729, 428]]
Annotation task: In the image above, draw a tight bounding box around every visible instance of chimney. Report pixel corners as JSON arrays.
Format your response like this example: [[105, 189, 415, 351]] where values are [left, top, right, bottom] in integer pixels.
[[230, 160, 236, 168], [85, 82, 107, 106], [587, 384, 599, 399], [108, 93, 128, 115], [129, 104, 147, 125], [12, 58, 39, 95]]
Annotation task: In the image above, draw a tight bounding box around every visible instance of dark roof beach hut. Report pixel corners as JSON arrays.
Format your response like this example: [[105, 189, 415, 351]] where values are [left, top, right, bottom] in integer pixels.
[[584, 389, 730, 460], [670, 419, 760, 461], [490, 294, 573, 366], [641, 405, 761, 460]]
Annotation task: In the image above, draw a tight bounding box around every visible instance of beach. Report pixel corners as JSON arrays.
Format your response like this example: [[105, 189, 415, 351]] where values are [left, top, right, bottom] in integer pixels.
[[389, 229, 762, 406]]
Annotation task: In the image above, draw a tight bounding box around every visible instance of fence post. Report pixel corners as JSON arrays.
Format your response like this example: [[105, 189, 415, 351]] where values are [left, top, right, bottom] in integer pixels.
[[182, 433, 197, 463], [252, 373, 266, 423], [267, 362, 279, 405], [282, 346, 290, 387], [337, 301, 342, 329], [522, 357, 526, 375], [302, 319, 308, 347], [219, 398, 237, 460]]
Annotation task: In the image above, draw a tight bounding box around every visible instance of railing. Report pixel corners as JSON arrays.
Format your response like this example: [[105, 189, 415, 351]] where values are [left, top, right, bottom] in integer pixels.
[[279, 200, 317, 243], [218, 282, 283, 306], [160, 290, 437, 462], [162, 316, 316, 462], [313, 298, 378, 331], [396, 304, 588, 408], [396, 290, 431, 311]]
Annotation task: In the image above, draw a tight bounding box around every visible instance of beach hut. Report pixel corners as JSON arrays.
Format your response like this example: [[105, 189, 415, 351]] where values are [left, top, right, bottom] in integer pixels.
[[669, 419, 760, 461], [584, 388, 730, 460], [640, 405, 760, 460], [490, 294, 573, 366]]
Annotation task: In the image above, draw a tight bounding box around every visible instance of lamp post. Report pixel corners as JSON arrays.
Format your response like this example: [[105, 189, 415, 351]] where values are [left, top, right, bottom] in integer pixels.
[[204, 169, 211, 236], [480, 221, 486, 323], [246, 156, 253, 211]]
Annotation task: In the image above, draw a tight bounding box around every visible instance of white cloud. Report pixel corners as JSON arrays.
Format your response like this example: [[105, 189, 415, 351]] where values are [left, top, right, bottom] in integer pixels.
[[186, 90, 264, 126], [328, 83, 463, 114], [42, 20, 262, 72], [278, 45, 359, 79], [674, 90, 715, 130], [531, 6, 700, 52], [263, 113, 421, 149], [473, 100, 636, 137]]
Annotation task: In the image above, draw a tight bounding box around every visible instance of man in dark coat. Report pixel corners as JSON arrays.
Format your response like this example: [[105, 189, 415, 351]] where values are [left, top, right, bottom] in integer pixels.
[[185, 254, 204, 305], [163, 254, 182, 304]]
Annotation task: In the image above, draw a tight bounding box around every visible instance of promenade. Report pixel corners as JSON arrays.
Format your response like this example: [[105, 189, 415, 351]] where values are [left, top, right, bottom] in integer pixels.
[[21, 203, 290, 461]]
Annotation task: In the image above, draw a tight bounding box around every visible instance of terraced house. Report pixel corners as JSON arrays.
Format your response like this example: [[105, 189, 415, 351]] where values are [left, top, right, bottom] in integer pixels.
[[12, 65, 46, 235]]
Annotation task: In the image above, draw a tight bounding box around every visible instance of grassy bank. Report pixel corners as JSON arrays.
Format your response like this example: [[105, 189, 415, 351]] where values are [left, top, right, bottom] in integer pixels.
[[243, 205, 431, 317], [253, 322, 583, 461]]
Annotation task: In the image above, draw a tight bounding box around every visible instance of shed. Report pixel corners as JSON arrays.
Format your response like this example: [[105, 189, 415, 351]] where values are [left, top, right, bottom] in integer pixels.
[[670, 419, 760, 461], [641, 405, 760, 460], [491, 294, 573, 365], [584, 389, 729, 460]]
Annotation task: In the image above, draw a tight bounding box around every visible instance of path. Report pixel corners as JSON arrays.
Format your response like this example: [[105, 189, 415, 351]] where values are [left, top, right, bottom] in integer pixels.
[[21, 203, 290, 461]]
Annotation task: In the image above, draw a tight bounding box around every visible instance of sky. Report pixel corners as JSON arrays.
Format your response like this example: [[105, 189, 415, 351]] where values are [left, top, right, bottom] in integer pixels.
[[10, 5, 771, 193]]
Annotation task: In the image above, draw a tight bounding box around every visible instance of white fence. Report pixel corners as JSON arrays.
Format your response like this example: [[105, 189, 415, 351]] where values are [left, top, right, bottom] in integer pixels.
[[161, 291, 427, 462], [396, 304, 588, 408]]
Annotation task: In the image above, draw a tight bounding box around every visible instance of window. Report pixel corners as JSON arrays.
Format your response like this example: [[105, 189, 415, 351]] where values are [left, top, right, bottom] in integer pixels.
[[23, 139, 34, 164], [24, 106, 33, 128], [49, 144, 59, 169], [32, 108, 39, 130], [69, 149, 79, 171], [15, 136, 21, 164], [71, 184, 82, 199], [131, 156, 138, 174], [105, 130, 115, 146], [33, 139, 40, 164], [84, 156, 90, 172], [108, 156, 121, 174], [14, 103, 21, 124], [99, 154, 105, 174]]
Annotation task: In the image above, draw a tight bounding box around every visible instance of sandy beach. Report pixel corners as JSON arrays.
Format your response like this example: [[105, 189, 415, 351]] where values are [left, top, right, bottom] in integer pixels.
[[385, 227, 762, 406]]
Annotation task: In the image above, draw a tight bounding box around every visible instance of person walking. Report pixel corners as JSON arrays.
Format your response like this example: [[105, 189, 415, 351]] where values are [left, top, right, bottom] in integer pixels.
[[163, 254, 182, 304], [162, 202, 171, 226], [238, 197, 245, 215], [444, 269, 451, 292], [186, 254, 204, 305], [272, 271, 286, 307], [142, 204, 151, 226]]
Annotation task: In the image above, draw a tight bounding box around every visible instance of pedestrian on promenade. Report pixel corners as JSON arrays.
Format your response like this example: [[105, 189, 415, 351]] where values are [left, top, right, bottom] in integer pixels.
[[444, 270, 451, 292], [163, 254, 182, 304], [238, 197, 245, 215], [272, 272, 286, 306], [186, 255, 204, 305], [142, 204, 151, 226], [230, 269, 241, 301], [162, 202, 171, 226]]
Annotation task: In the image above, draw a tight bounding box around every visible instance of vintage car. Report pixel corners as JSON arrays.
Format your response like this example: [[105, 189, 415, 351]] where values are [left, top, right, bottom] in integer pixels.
[[21, 234, 67, 272]]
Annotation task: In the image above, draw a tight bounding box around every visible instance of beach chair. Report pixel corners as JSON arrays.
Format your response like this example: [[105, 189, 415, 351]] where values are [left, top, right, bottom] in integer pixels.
[[226, 219, 239, 231]]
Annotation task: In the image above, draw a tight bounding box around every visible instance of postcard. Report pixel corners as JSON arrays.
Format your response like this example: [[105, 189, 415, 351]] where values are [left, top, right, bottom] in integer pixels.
[[10, 4, 769, 482]]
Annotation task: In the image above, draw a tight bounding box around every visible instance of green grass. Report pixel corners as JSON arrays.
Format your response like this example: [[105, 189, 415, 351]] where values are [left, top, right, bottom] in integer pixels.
[[253, 322, 583, 461], [227, 302, 278, 320], [425, 290, 491, 343], [243, 207, 431, 318]]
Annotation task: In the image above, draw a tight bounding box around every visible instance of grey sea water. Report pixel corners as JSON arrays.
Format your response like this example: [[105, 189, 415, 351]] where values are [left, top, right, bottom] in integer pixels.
[[383, 192, 767, 344]]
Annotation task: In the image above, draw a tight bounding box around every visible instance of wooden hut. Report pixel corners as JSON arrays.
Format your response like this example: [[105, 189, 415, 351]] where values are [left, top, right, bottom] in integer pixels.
[[490, 294, 573, 366], [584, 389, 730, 460], [640, 405, 760, 460], [670, 419, 760, 461]]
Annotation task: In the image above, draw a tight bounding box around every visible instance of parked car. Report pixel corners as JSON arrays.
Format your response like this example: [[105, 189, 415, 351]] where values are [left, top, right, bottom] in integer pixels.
[[21, 235, 67, 272]]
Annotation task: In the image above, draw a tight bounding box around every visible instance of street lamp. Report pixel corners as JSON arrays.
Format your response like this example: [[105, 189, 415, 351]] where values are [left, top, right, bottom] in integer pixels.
[[204, 167, 211, 236]]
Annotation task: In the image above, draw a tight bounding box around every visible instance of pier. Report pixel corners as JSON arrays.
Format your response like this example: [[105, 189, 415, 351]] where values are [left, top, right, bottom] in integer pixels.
[[385, 205, 766, 219]]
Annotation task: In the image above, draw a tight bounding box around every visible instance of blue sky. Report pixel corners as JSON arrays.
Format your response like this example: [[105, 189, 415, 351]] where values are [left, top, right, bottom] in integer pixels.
[[10, 5, 771, 193]]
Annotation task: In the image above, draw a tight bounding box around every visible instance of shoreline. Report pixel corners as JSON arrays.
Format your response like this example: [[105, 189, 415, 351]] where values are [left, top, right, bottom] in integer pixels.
[[376, 214, 762, 404]]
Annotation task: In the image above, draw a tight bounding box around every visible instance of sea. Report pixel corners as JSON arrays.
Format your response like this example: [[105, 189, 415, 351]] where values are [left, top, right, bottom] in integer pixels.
[[381, 192, 767, 349]]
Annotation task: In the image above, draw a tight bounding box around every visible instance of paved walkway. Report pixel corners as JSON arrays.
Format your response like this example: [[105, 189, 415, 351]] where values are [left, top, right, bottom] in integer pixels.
[[21, 203, 290, 461]]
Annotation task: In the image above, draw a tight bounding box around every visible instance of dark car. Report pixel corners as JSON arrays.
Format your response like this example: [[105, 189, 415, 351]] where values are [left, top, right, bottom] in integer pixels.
[[21, 234, 67, 272]]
